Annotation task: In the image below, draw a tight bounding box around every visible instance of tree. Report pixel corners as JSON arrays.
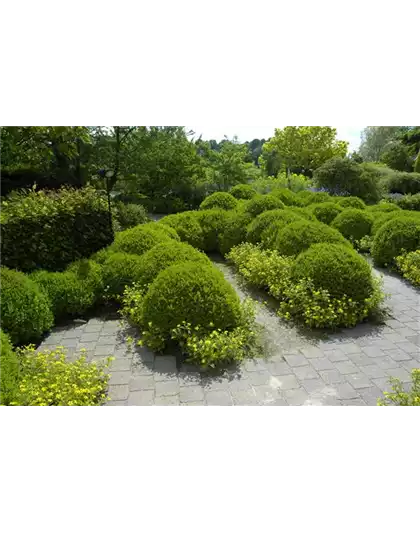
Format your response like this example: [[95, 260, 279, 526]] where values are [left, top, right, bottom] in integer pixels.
[[259, 127, 348, 177], [380, 142, 413, 171], [359, 127, 403, 162]]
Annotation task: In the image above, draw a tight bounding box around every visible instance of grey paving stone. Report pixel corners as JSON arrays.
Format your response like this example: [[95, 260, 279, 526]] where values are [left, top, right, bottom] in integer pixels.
[[154, 356, 177, 373], [384, 367, 412, 382], [310, 357, 335, 371], [264, 361, 293, 376], [301, 378, 327, 394], [60, 338, 79, 348], [96, 336, 117, 346], [341, 398, 367, 406], [361, 346, 385, 358], [284, 388, 310, 406], [402, 359, 420, 371], [154, 371, 178, 382], [319, 369, 346, 384], [130, 375, 155, 391], [334, 361, 359, 375], [394, 341, 419, 354], [232, 390, 259, 405], [205, 390, 233, 406], [180, 401, 206, 406], [345, 373, 372, 390], [253, 385, 284, 405], [346, 352, 377, 366], [335, 382, 360, 400], [228, 378, 253, 393], [375, 356, 401, 370], [358, 365, 388, 379], [406, 335, 420, 347], [385, 349, 414, 362], [179, 386, 205, 403], [243, 359, 267, 372], [95, 344, 113, 356], [133, 347, 155, 363], [127, 390, 155, 406], [154, 395, 180, 406], [284, 354, 309, 367], [131, 362, 154, 376], [324, 349, 349, 363], [108, 385, 130, 401], [84, 324, 103, 333], [63, 328, 85, 339], [109, 358, 132, 372], [337, 343, 362, 355], [300, 346, 324, 359], [358, 386, 383, 406], [371, 377, 394, 393], [247, 370, 272, 386], [80, 332, 101, 343], [155, 380, 180, 397], [271, 374, 300, 391], [106, 400, 127, 406], [178, 372, 202, 386], [109, 371, 131, 386], [293, 365, 320, 381], [202, 377, 231, 391]]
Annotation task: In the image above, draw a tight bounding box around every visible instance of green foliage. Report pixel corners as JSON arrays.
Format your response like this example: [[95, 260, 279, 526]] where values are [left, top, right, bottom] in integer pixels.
[[159, 212, 205, 249], [274, 220, 351, 257], [377, 369, 420, 406], [259, 211, 308, 249], [301, 192, 332, 205], [380, 144, 414, 172], [197, 209, 232, 251], [245, 194, 285, 217], [247, 209, 301, 244], [218, 210, 254, 256], [291, 244, 374, 303], [260, 127, 348, 176], [113, 202, 149, 230], [137, 262, 243, 348], [415, 153, 420, 174], [0, 267, 54, 345], [136, 241, 211, 287], [229, 184, 257, 200], [1, 186, 114, 272], [9, 346, 112, 406], [337, 196, 366, 210], [385, 172, 420, 195], [332, 208, 374, 243], [278, 275, 384, 329], [102, 253, 146, 299], [396, 250, 420, 287], [285, 206, 316, 221], [112, 222, 178, 256], [310, 202, 343, 224], [171, 299, 260, 369], [391, 193, 420, 211], [313, 158, 381, 203], [0, 331, 20, 406], [359, 127, 405, 162], [368, 202, 401, 213], [199, 192, 238, 211], [269, 188, 301, 206], [251, 175, 310, 195], [372, 217, 420, 267]]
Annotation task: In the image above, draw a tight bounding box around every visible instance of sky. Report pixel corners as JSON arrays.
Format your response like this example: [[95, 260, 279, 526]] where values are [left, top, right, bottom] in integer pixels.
[[187, 126, 364, 153]]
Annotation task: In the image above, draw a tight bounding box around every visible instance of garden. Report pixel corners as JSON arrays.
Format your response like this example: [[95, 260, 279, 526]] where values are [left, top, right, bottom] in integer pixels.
[[1, 126, 419, 406]]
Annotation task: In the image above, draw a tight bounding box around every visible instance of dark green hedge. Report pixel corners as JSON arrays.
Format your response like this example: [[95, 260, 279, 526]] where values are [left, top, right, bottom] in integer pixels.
[[1, 187, 114, 272]]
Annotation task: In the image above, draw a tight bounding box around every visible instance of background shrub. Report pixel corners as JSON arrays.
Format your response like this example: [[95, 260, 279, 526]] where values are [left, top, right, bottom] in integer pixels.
[[372, 217, 420, 267], [1, 186, 114, 272], [310, 202, 343, 225], [229, 184, 256, 200], [332, 208, 374, 242], [200, 192, 238, 211], [291, 243, 374, 302], [0, 331, 20, 406], [0, 266, 54, 345], [112, 222, 178, 256], [113, 201, 149, 230], [385, 172, 420, 195], [301, 192, 332, 205], [245, 194, 285, 217], [368, 202, 401, 213], [337, 196, 366, 210], [102, 253, 146, 298], [392, 193, 420, 211], [141, 262, 242, 339], [286, 206, 316, 221], [159, 212, 205, 249], [274, 220, 351, 256], [247, 209, 301, 244], [197, 209, 231, 251], [136, 241, 211, 287], [269, 188, 301, 206], [218, 210, 254, 256]]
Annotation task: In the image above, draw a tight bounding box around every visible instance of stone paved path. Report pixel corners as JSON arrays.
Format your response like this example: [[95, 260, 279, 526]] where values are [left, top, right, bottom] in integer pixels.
[[37, 261, 420, 406]]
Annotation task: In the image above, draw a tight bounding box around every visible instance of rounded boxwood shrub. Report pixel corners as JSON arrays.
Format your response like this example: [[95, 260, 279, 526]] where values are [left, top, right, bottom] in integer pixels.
[[200, 192, 238, 211], [113, 201, 149, 230], [137, 241, 211, 287], [302, 192, 332, 205], [286, 206, 316, 221], [0, 330, 20, 406], [368, 202, 401, 213], [292, 243, 374, 303], [372, 217, 420, 267], [30, 270, 97, 319], [310, 202, 344, 225], [274, 220, 351, 257], [260, 211, 306, 248], [142, 261, 242, 335], [197, 209, 231, 252], [102, 253, 146, 298], [0, 267, 54, 345], [247, 209, 300, 244], [270, 188, 300, 206], [219, 210, 254, 256], [229, 184, 256, 200], [159, 212, 205, 249], [245, 194, 285, 217], [113, 222, 177, 256], [337, 196, 366, 210], [332, 208, 374, 242], [66, 259, 104, 296]]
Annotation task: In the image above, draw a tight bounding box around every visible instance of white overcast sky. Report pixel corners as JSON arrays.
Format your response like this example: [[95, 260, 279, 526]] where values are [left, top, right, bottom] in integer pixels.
[[187, 126, 364, 153]]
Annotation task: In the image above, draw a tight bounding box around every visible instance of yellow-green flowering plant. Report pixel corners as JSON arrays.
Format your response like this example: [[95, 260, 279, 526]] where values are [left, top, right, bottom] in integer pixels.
[[377, 369, 420, 406], [396, 250, 420, 287]]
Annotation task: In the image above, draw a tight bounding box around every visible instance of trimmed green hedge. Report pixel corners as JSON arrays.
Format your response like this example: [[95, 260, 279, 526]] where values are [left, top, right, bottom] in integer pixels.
[[229, 184, 256, 200], [332, 208, 374, 242], [372, 217, 420, 267], [245, 194, 285, 217], [112, 222, 178, 256], [200, 192, 238, 211], [310, 202, 343, 225], [1, 186, 114, 272], [0, 266, 54, 345], [0, 330, 20, 406]]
